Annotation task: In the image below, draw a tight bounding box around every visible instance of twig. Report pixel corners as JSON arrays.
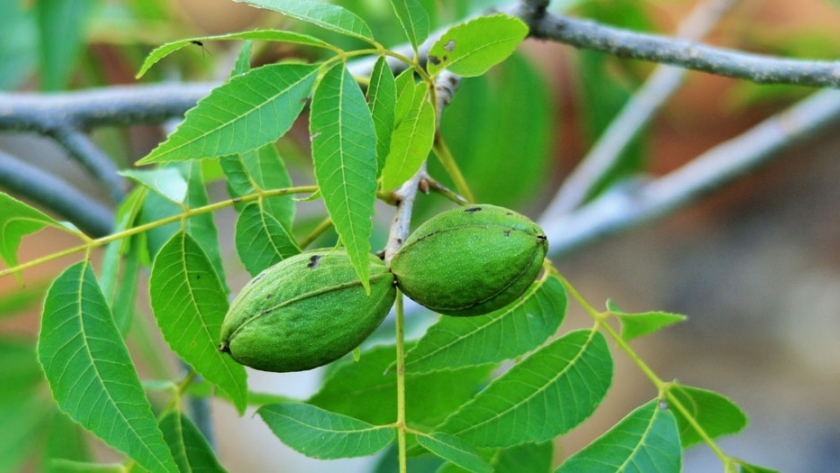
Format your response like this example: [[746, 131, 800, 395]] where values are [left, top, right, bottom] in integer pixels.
[[0, 150, 114, 237], [539, 88, 840, 257], [383, 163, 426, 267], [542, 0, 739, 216], [527, 10, 840, 88], [47, 127, 127, 203]]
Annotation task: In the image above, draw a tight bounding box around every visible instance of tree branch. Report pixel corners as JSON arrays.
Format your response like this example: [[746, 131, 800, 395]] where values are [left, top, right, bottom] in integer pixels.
[[527, 9, 840, 88], [542, 0, 739, 216], [47, 127, 128, 203], [0, 150, 114, 237], [539, 89, 840, 257]]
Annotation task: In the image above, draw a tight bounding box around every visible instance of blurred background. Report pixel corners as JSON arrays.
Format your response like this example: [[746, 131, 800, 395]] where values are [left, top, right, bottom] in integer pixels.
[[1, 0, 839, 471]]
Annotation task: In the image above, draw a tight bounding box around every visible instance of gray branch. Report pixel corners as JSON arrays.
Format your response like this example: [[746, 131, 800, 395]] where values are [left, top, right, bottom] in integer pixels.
[[527, 9, 840, 88], [0, 150, 114, 237], [539, 88, 840, 257], [542, 0, 738, 216], [47, 127, 127, 203]]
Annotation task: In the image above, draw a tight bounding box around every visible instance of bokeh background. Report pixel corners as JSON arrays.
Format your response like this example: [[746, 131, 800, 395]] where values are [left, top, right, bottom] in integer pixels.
[[1, 0, 839, 471]]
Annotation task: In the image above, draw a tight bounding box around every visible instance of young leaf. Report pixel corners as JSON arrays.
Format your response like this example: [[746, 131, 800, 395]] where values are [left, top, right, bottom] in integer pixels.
[[119, 168, 187, 204], [221, 144, 296, 230], [309, 63, 377, 289], [37, 261, 178, 472], [437, 329, 613, 447], [0, 192, 65, 270], [308, 344, 493, 428], [258, 403, 395, 459], [137, 29, 335, 78], [137, 63, 319, 164], [47, 461, 125, 472], [35, 0, 92, 90], [555, 400, 681, 473], [380, 81, 435, 191], [233, 40, 253, 76], [159, 411, 227, 473], [607, 300, 687, 342], [367, 57, 397, 176], [426, 14, 528, 77], [416, 432, 492, 473], [234, 203, 301, 275], [404, 272, 567, 373], [666, 384, 748, 448], [389, 0, 429, 52], [235, 0, 374, 42], [149, 232, 248, 413]]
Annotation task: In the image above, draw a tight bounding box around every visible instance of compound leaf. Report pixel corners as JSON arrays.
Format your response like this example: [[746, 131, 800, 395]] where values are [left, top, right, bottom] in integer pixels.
[[555, 400, 681, 473], [309, 63, 377, 290], [159, 411, 227, 473], [138, 63, 319, 164], [667, 385, 748, 448], [149, 232, 248, 414], [236, 0, 374, 42], [437, 329, 613, 447], [416, 432, 491, 473], [405, 271, 566, 373], [38, 261, 178, 472], [427, 14, 528, 77], [258, 403, 394, 459]]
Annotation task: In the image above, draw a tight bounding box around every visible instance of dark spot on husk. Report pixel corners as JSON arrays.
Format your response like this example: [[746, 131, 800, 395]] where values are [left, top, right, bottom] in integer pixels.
[[266, 294, 272, 300], [537, 235, 547, 241], [307, 255, 322, 269], [504, 230, 511, 237], [465, 207, 482, 213]]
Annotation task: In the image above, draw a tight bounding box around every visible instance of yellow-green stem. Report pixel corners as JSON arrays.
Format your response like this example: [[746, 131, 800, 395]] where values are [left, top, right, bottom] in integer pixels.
[[432, 138, 475, 203], [554, 268, 734, 469], [0, 185, 318, 279], [394, 290, 408, 473], [297, 217, 333, 249]]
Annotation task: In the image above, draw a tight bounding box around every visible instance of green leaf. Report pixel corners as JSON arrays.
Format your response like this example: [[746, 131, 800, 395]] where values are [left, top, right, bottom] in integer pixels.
[[416, 432, 491, 473], [44, 410, 92, 470], [137, 29, 334, 78], [137, 63, 319, 164], [36, 0, 93, 90], [381, 81, 435, 191], [234, 203, 301, 275], [405, 272, 566, 373], [433, 52, 555, 207], [309, 63, 377, 289], [739, 463, 780, 473], [37, 261, 178, 472], [233, 40, 253, 76], [666, 385, 748, 448], [493, 442, 554, 473], [119, 168, 188, 204], [308, 344, 493, 428], [0, 0, 37, 90], [180, 161, 229, 289], [608, 300, 687, 342], [0, 192, 64, 270], [437, 329, 613, 447], [159, 411, 227, 473], [258, 403, 395, 459], [149, 232, 248, 413], [390, 0, 429, 52], [555, 400, 681, 473], [235, 0, 374, 42], [426, 14, 528, 77], [367, 57, 397, 176], [221, 144, 296, 230]]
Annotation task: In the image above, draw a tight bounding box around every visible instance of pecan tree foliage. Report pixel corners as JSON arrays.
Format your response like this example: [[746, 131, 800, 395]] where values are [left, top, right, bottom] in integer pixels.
[[2, 0, 837, 472]]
